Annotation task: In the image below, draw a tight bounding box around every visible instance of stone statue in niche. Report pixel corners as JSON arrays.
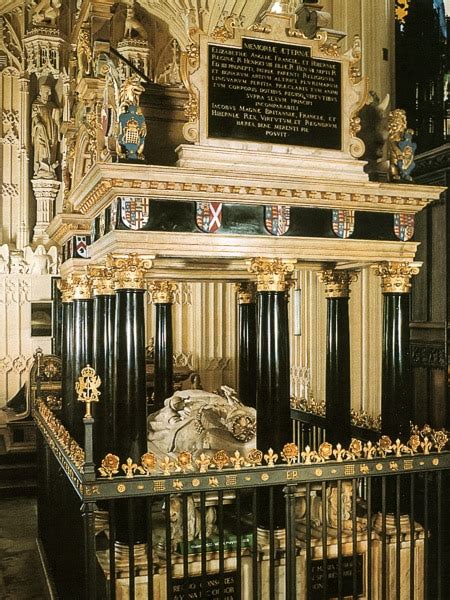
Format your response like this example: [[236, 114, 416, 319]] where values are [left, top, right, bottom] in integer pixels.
[[123, 0, 148, 40], [31, 83, 61, 179], [388, 108, 417, 182], [32, 0, 61, 27], [147, 387, 257, 458], [23, 245, 59, 274], [169, 495, 217, 551]]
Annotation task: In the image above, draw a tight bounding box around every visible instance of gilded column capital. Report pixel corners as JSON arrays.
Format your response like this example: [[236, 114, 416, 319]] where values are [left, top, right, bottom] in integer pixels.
[[106, 253, 153, 290], [234, 282, 257, 304], [372, 261, 421, 294], [318, 270, 358, 298], [149, 280, 178, 304], [247, 258, 296, 292], [87, 265, 116, 296], [58, 278, 74, 303], [71, 273, 93, 300]]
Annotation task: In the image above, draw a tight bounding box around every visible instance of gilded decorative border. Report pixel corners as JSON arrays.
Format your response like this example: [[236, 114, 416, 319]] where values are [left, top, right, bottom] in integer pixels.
[[75, 176, 433, 216]]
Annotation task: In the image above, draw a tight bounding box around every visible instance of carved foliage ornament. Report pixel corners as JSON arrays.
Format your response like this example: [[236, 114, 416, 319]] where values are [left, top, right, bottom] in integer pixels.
[[149, 280, 178, 304], [318, 270, 358, 298], [372, 261, 421, 293], [106, 253, 153, 290], [87, 265, 115, 296], [248, 257, 295, 292], [395, 0, 410, 24]]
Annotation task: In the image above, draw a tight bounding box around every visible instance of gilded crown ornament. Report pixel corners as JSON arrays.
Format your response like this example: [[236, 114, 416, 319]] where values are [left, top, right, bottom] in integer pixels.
[[373, 261, 421, 293], [75, 365, 101, 418], [87, 264, 116, 296], [234, 282, 257, 304], [318, 269, 358, 298], [106, 253, 153, 290], [149, 280, 177, 303], [248, 258, 296, 292]]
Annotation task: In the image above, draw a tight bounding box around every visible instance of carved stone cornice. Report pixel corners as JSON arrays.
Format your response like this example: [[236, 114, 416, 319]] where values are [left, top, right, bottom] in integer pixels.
[[87, 265, 115, 296], [71, 273, 93, 300], [106, 253, 153, 290], [248, 258, 296, 292], [58, 277, 74, 303], [372, 261, 421, 294], [68, 163, 444, 218], [46, 213, 91, 245], [149, 280, 177, 304], [318, 270, 358, 298], [234, 281, 257, 304]]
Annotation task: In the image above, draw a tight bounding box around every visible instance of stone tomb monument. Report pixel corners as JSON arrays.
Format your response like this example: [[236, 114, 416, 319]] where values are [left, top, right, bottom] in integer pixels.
[[94, 4, 424, 599]]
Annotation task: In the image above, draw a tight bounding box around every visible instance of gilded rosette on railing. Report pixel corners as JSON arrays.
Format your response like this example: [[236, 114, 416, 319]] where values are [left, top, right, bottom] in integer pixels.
[[372, 261, 421, 293], [106, 253, 153, 290], [87, 264, 116, 296], [97, 429, 449, 480], [149, 280, 178, 304], [234, 281, 257, 304], [75, 365, 101, 418], [248, 258, 296, 292], [318, 269, 358, 298]]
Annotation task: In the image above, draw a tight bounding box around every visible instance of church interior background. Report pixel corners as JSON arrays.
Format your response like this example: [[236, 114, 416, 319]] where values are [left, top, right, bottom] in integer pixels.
[[0, 0, 449, 598]]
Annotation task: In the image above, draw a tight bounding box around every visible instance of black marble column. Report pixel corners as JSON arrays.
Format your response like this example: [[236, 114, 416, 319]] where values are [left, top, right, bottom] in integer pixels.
[[68, 275, 93, 444], [151, 281, 176, 410], [236, 283, 257, 408], [60, 279, 74, 431], [91, 267, 116, 467], [375, 263, 420, 440], [250, 259, 294, 530], [109, 255, 151, 546], [320, 271, 356, 447]]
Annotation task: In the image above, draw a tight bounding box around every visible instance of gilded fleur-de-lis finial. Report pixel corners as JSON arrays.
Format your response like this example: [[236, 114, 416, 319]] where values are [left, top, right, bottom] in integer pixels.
[[75, 365, 101, 418]]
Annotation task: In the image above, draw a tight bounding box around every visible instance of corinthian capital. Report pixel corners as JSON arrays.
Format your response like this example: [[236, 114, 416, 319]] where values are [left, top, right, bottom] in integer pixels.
[[87, 265, 116, 296], [234, 282, 257, 304], [372, 262, 421, 294], [106, 253, 153, 290], [149, 280, 178, 304], [318, 270, 358, 298], [71, 273, 93, 300], [247, 258, 296, 292], [58, 277, 74, 303]]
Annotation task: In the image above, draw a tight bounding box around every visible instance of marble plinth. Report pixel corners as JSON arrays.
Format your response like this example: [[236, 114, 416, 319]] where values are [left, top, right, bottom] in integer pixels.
[[177, 144, 369, 183]]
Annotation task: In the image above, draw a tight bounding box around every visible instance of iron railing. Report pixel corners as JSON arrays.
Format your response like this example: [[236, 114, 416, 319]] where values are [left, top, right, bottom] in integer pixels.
[[34, 396, 450, 600]]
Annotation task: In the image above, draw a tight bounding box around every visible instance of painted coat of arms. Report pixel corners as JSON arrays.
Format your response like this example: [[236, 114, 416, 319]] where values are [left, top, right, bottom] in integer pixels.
[[332, 210, 355, 239], [394, 213, 414, 241], [75, 235, 89, 258], [120, 197, 150, 230], [117, 105, 146, 161], [264, 206, 291, 236], [196, 202, 223, 233]]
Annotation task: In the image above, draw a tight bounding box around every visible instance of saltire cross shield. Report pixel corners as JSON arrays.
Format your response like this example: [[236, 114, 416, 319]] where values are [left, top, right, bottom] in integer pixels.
[[196, 202, 223, 233], [120, 196, 150, 230], [75, 235, 89, 259], [264, 205, 291, 236], [394, 213, 414, 241], [332, 209, 355, 239]]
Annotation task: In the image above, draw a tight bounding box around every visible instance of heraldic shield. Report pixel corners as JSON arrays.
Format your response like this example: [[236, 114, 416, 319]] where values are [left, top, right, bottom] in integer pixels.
[[120, 197, 150, 230], [394, 213, 414, 241], [264, 205, 291, 236], [397, 130, 417, 182], [196, 202, 223, 233], [332, 209, 355, 239], [75, 235, 89, 258]]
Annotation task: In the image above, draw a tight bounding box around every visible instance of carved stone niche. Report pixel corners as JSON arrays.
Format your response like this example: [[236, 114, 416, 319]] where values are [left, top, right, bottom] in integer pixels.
[[24, 29, 69, 78]]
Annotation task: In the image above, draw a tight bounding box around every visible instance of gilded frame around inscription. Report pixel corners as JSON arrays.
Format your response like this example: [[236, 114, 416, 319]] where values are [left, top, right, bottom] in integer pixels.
[[181, 9, 368, 158]]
